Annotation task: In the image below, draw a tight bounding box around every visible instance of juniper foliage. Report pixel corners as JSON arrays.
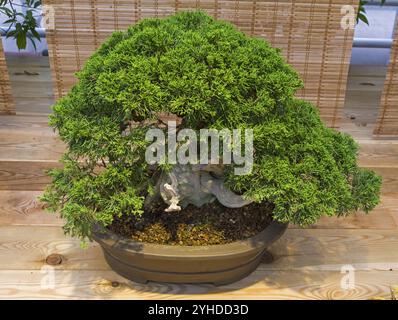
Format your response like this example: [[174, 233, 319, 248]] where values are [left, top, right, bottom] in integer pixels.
[[40, 11, 381, 240]]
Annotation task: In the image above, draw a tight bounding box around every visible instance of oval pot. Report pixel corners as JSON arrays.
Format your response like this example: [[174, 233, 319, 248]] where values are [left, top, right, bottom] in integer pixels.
[[92, 220, 288, 286]]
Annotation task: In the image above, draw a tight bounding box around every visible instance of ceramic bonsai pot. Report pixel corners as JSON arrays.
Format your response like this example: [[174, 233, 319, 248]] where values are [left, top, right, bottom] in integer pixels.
[[92, 220, 288, 286]]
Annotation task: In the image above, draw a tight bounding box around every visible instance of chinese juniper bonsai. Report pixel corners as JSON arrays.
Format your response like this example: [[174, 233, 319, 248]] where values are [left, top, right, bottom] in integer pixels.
[[40, 11, 382, 242]]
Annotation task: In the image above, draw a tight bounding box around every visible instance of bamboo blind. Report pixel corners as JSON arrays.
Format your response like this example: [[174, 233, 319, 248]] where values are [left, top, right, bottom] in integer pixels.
[[374, 18, 398, 137], [43, 0, 357, 127], [0, 39, 14, 114]]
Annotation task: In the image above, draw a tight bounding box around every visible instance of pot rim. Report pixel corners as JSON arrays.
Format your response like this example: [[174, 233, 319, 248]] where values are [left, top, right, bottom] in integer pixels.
[[92, 220, 288, 258]]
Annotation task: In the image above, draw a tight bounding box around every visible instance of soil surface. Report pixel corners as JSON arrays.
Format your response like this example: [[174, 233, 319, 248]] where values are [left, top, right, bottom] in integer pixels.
[[108, 200, 274, 246]]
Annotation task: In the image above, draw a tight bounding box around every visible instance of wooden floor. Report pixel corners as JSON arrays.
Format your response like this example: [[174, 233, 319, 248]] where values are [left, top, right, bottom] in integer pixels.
[[0, 56, 397, 299]]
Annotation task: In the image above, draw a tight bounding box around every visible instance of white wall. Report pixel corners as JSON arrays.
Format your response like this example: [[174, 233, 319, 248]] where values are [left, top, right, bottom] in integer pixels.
[[351, 5, 397, 65], [0, 0, 46, 55]]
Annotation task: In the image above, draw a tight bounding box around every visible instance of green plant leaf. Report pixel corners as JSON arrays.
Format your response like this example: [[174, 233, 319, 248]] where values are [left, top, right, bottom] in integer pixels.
[[357, 12, 370, 25], [16, 31, 27, 49]]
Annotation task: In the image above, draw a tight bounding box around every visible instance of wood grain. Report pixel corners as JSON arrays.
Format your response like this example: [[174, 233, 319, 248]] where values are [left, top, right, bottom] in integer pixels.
[[0, 157, 394, 192], [0, 161, 61, 191], [6, 55, 54, 115], [0, 130, 64, 161], [312, 194, 398, 230], [0, 269, 396, 300], [1, 226, 397, 273], [0, 191, 62, 226], [0, 114, 50, 131], [1, 190, 397, 230], [358, 143, 398, 168]]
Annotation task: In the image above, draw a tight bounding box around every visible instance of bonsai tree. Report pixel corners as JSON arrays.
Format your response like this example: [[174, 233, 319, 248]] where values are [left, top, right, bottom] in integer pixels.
[[40, 11, 381, 242]]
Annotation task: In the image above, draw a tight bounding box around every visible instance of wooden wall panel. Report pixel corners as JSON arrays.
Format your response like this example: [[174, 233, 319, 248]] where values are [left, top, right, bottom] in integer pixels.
[[43, 0, 357, 127], [0, 39, 14, 115]]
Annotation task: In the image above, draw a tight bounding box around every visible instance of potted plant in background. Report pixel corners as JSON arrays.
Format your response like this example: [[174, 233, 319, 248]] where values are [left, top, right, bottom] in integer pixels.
[[40, 11, 382, 285]]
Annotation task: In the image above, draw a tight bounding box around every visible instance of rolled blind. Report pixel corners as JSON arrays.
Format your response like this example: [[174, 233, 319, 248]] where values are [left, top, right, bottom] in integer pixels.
[[0, 39, 14, 115], [374, 19, 398, 137]]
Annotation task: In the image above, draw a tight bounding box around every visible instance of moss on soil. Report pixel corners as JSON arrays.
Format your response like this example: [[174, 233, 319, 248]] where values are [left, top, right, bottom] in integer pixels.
[[108, 201, 274, 246]]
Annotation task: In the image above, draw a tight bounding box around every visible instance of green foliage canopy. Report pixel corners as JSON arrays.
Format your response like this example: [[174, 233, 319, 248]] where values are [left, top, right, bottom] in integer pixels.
[[40, 11, 381, 240]]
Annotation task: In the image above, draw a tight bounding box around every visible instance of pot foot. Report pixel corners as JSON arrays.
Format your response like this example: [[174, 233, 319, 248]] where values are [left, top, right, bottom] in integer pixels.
[[261, 251, 274, 264], [129, 276, 149, 285]]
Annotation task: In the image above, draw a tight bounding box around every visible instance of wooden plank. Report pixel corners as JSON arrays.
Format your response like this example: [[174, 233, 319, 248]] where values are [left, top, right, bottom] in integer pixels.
[[6, 55, 51, 68], [1, 226, 398, 272], [344, 91, 382, 124], [13, 102, 53, 115], [370, 167, 398, 194], [1, 190, 397, 229], [0, 130, 64, 161], [0, 226, 105, 271], [0, 117, 59, 190], [0, 269, 396, 300], [312, 194, 398, 230], [0, 161, 61, 191], [5, 55, 54, 115], [346, 76, 385, 92], [0, 115, 50, 131], [0, 191, 62, 226], [0, 159, 393, 192], [348, 65, 387, 78], [342, 68, 383, 139], [269, 228, 398, 271], [196, 270, 398, 300], [339, 123, 375, 141], [358, 143, 398, 168], [1, 119, 396, 169]]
